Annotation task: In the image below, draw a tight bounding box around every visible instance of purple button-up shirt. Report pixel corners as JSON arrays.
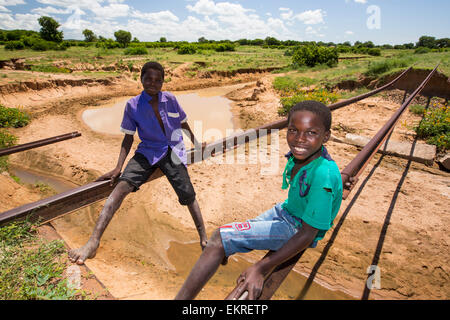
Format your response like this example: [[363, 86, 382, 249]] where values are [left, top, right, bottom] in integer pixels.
[[120, 90, 188, 166]]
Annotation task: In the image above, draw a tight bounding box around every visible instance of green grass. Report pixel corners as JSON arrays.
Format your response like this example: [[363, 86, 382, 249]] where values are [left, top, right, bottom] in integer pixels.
[[0, 218, 79, 300], [0, 46, 448, 84], [0, 45, 291, 78], [272, 75, 318, 92], [409, 104, 426, 115]]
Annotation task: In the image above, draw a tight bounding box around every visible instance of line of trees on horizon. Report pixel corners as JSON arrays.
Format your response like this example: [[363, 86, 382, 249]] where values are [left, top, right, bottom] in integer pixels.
[[0, 15, 449, 53]]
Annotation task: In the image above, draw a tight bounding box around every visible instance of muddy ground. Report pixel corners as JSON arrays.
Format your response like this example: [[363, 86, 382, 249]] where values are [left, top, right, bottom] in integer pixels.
[[0, 66, 449, 300]]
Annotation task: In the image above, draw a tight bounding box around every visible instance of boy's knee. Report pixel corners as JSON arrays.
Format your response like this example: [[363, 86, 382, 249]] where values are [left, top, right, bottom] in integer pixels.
[[206, 228, 224, 250], [116, 180, 134, 195], [107, 181, 133, 205]]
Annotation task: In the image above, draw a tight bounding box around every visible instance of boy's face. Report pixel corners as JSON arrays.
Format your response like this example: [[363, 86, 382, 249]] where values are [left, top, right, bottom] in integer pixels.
[[286, 110, 330, 164], [141, 68, 163, 96]]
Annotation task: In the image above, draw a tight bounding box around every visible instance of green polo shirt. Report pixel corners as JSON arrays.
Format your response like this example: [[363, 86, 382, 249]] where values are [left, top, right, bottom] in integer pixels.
[[281, 148, 343, 241]]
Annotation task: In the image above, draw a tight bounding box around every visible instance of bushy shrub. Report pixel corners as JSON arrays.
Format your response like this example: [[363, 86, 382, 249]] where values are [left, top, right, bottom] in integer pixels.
[[292, 45, 338, 68], [214, 43, 235, 52], [0, 129, 17, 148], [30, 39, 52, 51], [0, 129, 17, 172], [96, 39, 121, 49], [124, 46, 148, 55], [414, 47, 431, 54], [278, 89, 339, 115], [4, 40, 25, 50], [178, 44, 196, 55], [0, 105, 30, 128], [367, 48, 381, 56], [415, 103, 449, 151]]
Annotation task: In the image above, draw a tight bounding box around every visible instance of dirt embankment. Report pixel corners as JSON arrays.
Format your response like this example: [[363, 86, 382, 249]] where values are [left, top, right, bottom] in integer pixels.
[[1, 66, 449, 300], [333, 68, 450, 101]]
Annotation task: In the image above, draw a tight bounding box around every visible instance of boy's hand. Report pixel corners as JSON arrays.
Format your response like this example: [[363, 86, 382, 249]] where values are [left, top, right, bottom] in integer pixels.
[[200, 237, 208, 251], [96, 168, 121, 186], [231, 264, 265, 300], [344, 176, 359, 190]]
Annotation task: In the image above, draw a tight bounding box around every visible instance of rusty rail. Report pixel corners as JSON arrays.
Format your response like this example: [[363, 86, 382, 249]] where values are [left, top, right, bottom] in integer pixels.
[[0, 132, 81, 157], [252, 66, 412, 131], [340, 63, 438, 199], [228, 64, 438, 300]]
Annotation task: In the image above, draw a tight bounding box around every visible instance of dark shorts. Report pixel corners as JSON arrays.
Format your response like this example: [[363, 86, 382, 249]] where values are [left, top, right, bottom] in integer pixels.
[[119, 150, 196, 206]]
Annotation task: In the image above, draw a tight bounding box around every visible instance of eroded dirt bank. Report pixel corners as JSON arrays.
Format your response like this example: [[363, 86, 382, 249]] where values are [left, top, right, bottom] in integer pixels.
[[1, 69, 449, 300]]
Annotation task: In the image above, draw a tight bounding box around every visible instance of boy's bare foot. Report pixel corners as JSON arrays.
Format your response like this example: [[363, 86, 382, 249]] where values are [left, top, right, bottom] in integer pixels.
[[68, 240, 99, 265]]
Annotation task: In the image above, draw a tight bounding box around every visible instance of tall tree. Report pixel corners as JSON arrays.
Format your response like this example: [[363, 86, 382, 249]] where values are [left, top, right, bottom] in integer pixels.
[[416, 36, 437, 48], [38, 16, 63, 42], [114, 30, 132, 47], [82, 29, 96, 42]]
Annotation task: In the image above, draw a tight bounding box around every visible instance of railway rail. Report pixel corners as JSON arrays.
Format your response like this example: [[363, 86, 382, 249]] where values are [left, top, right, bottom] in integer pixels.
[[0, 131, 81, 157]]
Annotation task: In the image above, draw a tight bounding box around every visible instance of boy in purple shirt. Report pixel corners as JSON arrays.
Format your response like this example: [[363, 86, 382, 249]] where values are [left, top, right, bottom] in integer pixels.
[[69, 61, 207, 265]]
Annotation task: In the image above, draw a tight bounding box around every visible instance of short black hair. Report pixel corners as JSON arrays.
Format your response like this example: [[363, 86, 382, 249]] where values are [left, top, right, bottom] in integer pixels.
[[140, 61, 164, 81], [287, 100, 331, 131]]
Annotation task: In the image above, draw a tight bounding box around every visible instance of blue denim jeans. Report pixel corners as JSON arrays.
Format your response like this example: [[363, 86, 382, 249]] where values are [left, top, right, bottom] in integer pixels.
[[219, 203, 317, 257]]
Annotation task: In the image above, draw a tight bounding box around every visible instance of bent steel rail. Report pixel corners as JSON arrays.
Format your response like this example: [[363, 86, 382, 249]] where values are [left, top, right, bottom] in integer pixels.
[[340, 64, 438, 199], [0, 132, 81, 157]]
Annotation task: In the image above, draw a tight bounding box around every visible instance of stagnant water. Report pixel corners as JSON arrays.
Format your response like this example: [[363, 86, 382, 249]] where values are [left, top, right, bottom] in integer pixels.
[[11, 84, 355, 300], [81, 83, 246, 146]]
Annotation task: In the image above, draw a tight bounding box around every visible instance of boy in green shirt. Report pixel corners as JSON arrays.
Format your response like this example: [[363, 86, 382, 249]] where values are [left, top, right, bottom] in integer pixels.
[[175, 100, 343, 300]]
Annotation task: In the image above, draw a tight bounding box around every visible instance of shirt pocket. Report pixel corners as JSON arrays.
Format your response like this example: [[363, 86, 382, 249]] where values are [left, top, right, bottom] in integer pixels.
[[167, 112, 180, 118]]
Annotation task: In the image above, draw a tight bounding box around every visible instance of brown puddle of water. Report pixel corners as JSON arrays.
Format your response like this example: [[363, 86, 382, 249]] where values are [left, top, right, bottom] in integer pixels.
[[81, 83, 248, 143], [167, 241, 355, 300], [10, 165, 79, 193]]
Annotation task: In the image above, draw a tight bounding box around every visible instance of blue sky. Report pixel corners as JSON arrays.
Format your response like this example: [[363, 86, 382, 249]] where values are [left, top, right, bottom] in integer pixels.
[[0, 0, 449, 45]]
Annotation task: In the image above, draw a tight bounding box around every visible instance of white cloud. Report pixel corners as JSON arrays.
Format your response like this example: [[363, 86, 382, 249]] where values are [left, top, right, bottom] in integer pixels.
[[294, 9, 325, 25], [0, 13, 41, 30], [345, 0, 367, 3], [187, 0, 253, 16], [0, 0, 300, 41], [0, 0, 25, 5], [304, 25, 325, 38], [131, 10, 179, 22], [345, 30, 354, 35], [93, 3, 130, 19], [31, 6, 72, 15], [279, 8, 293, 20], [305, 26, 315, 34], [0, 5, 10, 12]]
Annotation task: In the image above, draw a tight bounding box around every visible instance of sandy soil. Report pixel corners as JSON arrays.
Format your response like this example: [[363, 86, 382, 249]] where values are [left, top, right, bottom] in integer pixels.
[[1, 67, 449, 300]]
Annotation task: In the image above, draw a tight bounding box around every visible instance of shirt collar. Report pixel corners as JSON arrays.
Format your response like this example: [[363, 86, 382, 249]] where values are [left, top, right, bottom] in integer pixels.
[[284, 146, 333, 161], [141, 90, 168, 103]]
